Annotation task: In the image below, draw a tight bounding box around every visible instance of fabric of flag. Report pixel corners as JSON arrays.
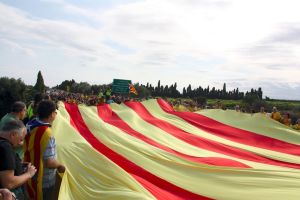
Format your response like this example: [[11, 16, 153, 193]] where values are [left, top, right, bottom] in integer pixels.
[[129, 84, 138, 95], [53, 99, 300, 200]]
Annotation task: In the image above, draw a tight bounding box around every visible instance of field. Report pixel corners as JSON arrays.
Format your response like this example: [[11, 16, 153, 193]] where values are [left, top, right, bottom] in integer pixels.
[[207, 99, 300, 110]]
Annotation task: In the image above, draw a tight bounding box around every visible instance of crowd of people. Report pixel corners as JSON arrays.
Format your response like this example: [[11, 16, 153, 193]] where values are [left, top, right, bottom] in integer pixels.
[[269, 106, 300, 130], [170, 99, 200, 112], [47, 89, 138, 106]]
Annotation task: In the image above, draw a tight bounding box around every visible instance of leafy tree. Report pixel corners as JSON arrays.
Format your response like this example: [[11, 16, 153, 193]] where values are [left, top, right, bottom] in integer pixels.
[[157, 80, 161, 94], [182, 87, 186, 97], [257, 87, 263, 99], [186, 84, 192, 97], [72, 82, 91, 94], [34, 70, 46, 93], [163, 85, 169, 97], [91, 84, 102, 95], [0, 77, 26, 117], [135, 84, 151, 98], [222, 83, 226, 96], [171, 82, 180, 97], [242, 93, 264, 112], [55, 79, 76, 92]]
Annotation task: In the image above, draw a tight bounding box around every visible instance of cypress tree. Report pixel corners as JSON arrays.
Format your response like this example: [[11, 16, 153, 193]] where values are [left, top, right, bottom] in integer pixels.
[[34, 70, 45, 93], [222, 83, 226, 93]]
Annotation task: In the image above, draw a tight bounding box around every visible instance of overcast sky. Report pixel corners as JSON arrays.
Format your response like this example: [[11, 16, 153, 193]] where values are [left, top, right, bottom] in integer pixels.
[[1, 0, 300, 100]]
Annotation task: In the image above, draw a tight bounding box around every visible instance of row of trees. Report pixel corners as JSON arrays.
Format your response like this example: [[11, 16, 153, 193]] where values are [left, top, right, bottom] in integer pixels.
[[142, 81, 263, 100], [55, 79, 109, 95], [54, 79, 263, 102]]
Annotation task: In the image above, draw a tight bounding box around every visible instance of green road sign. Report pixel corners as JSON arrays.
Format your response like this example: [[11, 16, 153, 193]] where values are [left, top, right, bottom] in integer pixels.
[[112, 79, 132, 94]]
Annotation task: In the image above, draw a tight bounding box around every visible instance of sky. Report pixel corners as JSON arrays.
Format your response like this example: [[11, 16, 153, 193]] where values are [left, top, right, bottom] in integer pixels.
[[0, 0, 300, 100]]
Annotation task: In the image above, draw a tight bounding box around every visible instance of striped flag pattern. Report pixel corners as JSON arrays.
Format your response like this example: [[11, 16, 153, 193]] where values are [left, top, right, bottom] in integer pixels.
[[129, 84, 138, 95], [53, 99, 300, 200]]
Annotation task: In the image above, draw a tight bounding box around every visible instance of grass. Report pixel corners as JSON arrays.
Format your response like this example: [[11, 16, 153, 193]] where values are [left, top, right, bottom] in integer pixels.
[[207, 99, 241, 108]]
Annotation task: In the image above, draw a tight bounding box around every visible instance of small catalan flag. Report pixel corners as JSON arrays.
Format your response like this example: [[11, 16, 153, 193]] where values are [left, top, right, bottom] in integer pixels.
[[129, 84, 138, 95]]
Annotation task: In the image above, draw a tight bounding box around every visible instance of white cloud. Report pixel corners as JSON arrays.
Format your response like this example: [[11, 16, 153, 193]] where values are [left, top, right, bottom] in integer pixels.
[[0, 38, 35, 56]]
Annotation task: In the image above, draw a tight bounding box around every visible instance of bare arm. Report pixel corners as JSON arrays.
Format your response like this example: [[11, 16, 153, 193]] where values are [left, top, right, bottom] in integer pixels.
[[0, 163, 36, 190], [44, 158, 65, 173], [43, 137, 65, 173]]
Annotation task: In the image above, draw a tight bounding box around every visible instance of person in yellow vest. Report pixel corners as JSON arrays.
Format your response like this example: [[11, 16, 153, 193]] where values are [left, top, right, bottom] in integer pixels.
[[271, 107, 282, 122], [105, 88, 112, 102], [25, 100, 65, 200], [98, 90, 103, 98]]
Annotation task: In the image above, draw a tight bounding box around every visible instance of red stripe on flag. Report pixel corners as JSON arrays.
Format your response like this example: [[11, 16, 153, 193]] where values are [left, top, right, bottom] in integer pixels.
[[24, 134, 35, 198], [64, 102, 213, 200], [33, 126, 48, 200], [124, 101, 300, 169], [97, 104, 250, 168], [157, 99, 300, 157]]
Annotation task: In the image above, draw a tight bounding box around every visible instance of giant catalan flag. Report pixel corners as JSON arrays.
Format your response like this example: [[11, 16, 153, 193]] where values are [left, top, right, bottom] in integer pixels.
[[53, 99, 300, 200]]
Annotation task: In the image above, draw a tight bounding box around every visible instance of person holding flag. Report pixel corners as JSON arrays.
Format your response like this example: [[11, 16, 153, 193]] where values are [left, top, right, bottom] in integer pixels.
[[25, 100, 65, 200]]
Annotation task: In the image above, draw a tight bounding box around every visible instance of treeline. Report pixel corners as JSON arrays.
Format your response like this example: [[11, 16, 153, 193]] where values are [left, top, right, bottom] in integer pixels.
[[142, 80, 263, 100], [0, 71, 264, 116], [55, 79, 110, 95]]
